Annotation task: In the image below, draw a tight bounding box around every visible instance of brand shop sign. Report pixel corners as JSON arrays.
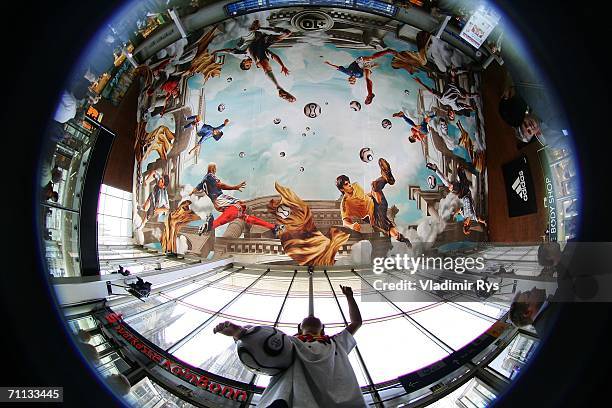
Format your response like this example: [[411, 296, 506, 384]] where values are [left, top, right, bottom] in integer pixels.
[[502, 156, 537, 217], [537, 149, 558, 242], [100, 312, 250, 403]]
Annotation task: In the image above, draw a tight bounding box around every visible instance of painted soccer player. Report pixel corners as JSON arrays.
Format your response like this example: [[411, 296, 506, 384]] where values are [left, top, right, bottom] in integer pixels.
[[143, 77, 180, 118], [412, 68, 478, 117], [184, 116, 229, 156], [137, 170, 170, 229], [213, 20, 296, 103], [392, 110, 436, 143], [324, 49, 398, 105], [426, 162, 487, 235], [190, 162, 281, 236], [336, 158, 410, 244]]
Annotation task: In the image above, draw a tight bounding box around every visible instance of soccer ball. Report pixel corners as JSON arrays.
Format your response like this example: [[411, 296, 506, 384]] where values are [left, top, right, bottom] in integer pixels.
[[303, 103, 321, 118], [239, 151, 246, 158], [236, 326, 294, 376], [381, 119, 392, 129], [299, 166, 305, 172], [359, 147, 374, 163], [273, 118, 281, 125], [350, 100, 361, 111], [276, 204, 291, 219], [217, 104, 225, 112], [279, 151, 286, 157], [427, 175, 437, 189]]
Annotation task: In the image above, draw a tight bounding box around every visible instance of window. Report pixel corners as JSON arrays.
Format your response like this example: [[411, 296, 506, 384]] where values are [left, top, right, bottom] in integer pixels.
[[422, 380, 472, 408], [106, 254, 525, 399], [98, 184, 133, 245], [488, 333, 539, 380], [458, 378, 497, 407], [125, 377, 164, 408]]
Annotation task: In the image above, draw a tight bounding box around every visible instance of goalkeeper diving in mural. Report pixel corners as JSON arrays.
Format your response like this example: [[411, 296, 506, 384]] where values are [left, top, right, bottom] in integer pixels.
[[324, 48, 398, 105], [267, 182, 351, 266], [190, 162, 282, 236], [184, 116, 229, 157], [212, 19, 296, 103], [392, 110, 436, 143]]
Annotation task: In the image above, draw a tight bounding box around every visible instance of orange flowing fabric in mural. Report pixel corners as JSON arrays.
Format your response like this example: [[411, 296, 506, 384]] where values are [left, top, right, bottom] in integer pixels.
[[391, 50, 428, 74], [160, 200, 200, 253], [134, 124, 175, 173], [187, 26, 222, 79], [391, 32, 431, 74], [267, 182, 350, 266]]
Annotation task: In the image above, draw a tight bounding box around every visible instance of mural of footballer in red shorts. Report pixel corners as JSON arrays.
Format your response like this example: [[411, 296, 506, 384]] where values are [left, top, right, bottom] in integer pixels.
[[190, 162, 282, 237]]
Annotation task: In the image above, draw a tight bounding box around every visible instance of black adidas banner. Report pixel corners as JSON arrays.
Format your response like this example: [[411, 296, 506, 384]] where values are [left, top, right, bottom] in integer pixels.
[[502, 155, 537, 217]]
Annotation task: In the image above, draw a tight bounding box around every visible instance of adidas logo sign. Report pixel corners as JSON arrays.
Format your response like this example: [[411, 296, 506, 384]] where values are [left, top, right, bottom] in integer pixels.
[[512, 171, 528, 201]]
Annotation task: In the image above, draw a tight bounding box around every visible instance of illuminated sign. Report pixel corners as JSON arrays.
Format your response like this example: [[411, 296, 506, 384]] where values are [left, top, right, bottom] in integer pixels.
[[101, 312, 249, 403], [502, 156, 537, 217], [86, 106, 102, 122], [82, 120, 94, 131], [225, 0, 396, 17], [538, 149, 558, 242], [544, 176, 557, 241], [459, 5, 500, 49]]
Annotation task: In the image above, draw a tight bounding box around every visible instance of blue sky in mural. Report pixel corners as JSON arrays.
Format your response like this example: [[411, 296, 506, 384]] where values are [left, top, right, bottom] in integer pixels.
[[143, 30, 480, 227]]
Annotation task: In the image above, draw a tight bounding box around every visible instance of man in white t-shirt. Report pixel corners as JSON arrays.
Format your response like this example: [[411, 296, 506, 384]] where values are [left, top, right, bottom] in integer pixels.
[[214, 285, 366, 407]]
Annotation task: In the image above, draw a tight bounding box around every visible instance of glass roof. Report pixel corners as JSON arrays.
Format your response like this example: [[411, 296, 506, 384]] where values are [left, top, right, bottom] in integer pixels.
[[116, 263, 510, 388]]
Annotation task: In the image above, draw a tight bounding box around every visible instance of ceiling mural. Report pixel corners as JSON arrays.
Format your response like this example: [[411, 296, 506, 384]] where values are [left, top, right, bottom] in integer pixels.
[[132, 7, 487, 264]]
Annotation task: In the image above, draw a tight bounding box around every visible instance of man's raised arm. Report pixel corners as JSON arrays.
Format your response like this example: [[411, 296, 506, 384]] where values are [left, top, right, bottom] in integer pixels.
[[213, 321, 246, 341], [324, 60, 340, 70], [216, 179, 247, 192], [340, 285, 362, 335]]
